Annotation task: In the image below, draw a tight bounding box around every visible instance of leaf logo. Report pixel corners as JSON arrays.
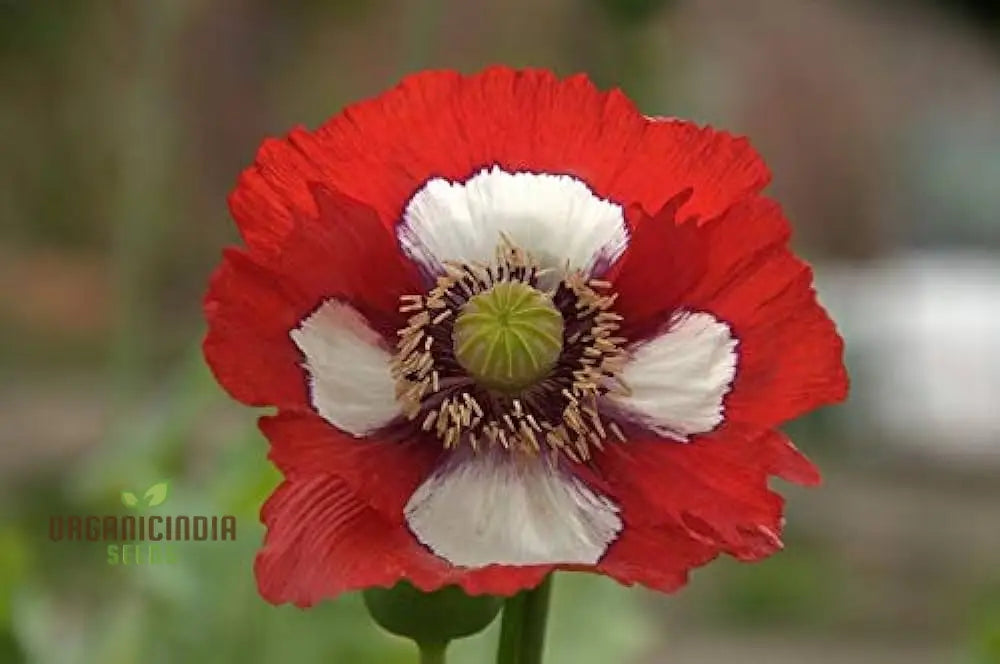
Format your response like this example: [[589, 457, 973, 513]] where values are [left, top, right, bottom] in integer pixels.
[[120, 481, 169, 509], [144, 482, 169, 507]]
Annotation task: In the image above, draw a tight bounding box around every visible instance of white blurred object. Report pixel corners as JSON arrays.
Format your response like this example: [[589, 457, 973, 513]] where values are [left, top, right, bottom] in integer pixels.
[[816, 251, 1000, 464]]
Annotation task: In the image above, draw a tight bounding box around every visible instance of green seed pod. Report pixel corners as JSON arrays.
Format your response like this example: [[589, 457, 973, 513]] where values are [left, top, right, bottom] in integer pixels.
[[363, 582, 503, 652], [452, 282, 564, 393]]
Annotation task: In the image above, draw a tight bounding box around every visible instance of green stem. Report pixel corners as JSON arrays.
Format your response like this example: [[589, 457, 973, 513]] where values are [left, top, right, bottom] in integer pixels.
[[496, 574, 554, 664], [520, 575, 553, 664], [418, 641, 447, 664], [496, 592, 526, 664]]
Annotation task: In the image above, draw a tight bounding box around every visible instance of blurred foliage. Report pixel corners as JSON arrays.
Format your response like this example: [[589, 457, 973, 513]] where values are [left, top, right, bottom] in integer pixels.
[[0, 1, 87, 58], [591, 0, 675, 26], [966, 584, 1000, 664], [703, 543, 846, 629]]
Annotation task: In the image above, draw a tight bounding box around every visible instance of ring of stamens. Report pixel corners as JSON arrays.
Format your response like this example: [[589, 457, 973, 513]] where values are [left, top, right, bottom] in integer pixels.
[[392, 236, 631, 461]]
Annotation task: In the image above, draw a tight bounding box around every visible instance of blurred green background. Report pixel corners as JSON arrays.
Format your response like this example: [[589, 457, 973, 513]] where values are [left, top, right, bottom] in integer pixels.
[[2, 0, 999, 663]]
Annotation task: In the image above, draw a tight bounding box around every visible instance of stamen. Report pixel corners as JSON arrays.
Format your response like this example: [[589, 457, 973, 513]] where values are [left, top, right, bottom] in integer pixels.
[[502, 413, 517, 432], [463, 392, 483, 417], [391, 235, 632, 459], [609, 421, 627, 442], [525, 413, 543, 432], [522, 423, 541, 452]]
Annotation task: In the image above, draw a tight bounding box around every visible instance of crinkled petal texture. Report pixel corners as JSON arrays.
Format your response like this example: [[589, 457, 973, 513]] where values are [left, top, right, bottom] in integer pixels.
[[204, 185, 422, 414], [230, 66, 770, 255], [204, 67, 848, 607]]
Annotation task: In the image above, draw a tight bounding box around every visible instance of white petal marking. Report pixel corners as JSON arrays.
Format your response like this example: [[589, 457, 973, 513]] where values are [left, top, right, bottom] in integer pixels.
[[404, 451, 622, 567], [610, 311, 738, 441], [290, 300, 399, 436], [400, 166, 628, 277]]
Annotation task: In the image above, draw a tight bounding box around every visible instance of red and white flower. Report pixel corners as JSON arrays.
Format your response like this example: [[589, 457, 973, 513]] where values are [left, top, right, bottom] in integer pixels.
[[204, 66, 848, 607]]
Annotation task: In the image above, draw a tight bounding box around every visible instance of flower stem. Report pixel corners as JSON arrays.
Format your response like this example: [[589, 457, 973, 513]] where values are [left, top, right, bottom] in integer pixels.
[[418, 641, 447, 664], [496, 574, 554, 664]]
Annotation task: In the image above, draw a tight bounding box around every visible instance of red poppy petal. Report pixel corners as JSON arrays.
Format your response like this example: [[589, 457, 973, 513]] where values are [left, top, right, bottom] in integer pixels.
[[255, 474, 552, 606], [686, 198, 849, 426], [596, 424, 817, 561], [595, 521, 718, 593], [202, 249, 309, 409], [269, 185, 424, 339], [256, 475, 434, 606], [260, 412, 561, 595], [639, 117, 770, 221], [606, 195, 709, 340], [259, 411, 440, 524], [605, 195, 845, 434], [229, 129, 338, 256], [231, 67, 769, 254], [322, 67, 770, 225], [447, 564, 553, 597], [203, 187, 421, 408]]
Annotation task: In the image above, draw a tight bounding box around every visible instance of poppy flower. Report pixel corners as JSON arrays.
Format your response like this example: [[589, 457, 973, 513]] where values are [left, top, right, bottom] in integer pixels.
[[204, 66, 848, 607]]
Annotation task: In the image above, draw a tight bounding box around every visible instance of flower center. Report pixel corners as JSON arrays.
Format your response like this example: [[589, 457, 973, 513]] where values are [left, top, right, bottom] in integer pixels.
[[392, 236, 631, 460], [452, 282, 564, 394]]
